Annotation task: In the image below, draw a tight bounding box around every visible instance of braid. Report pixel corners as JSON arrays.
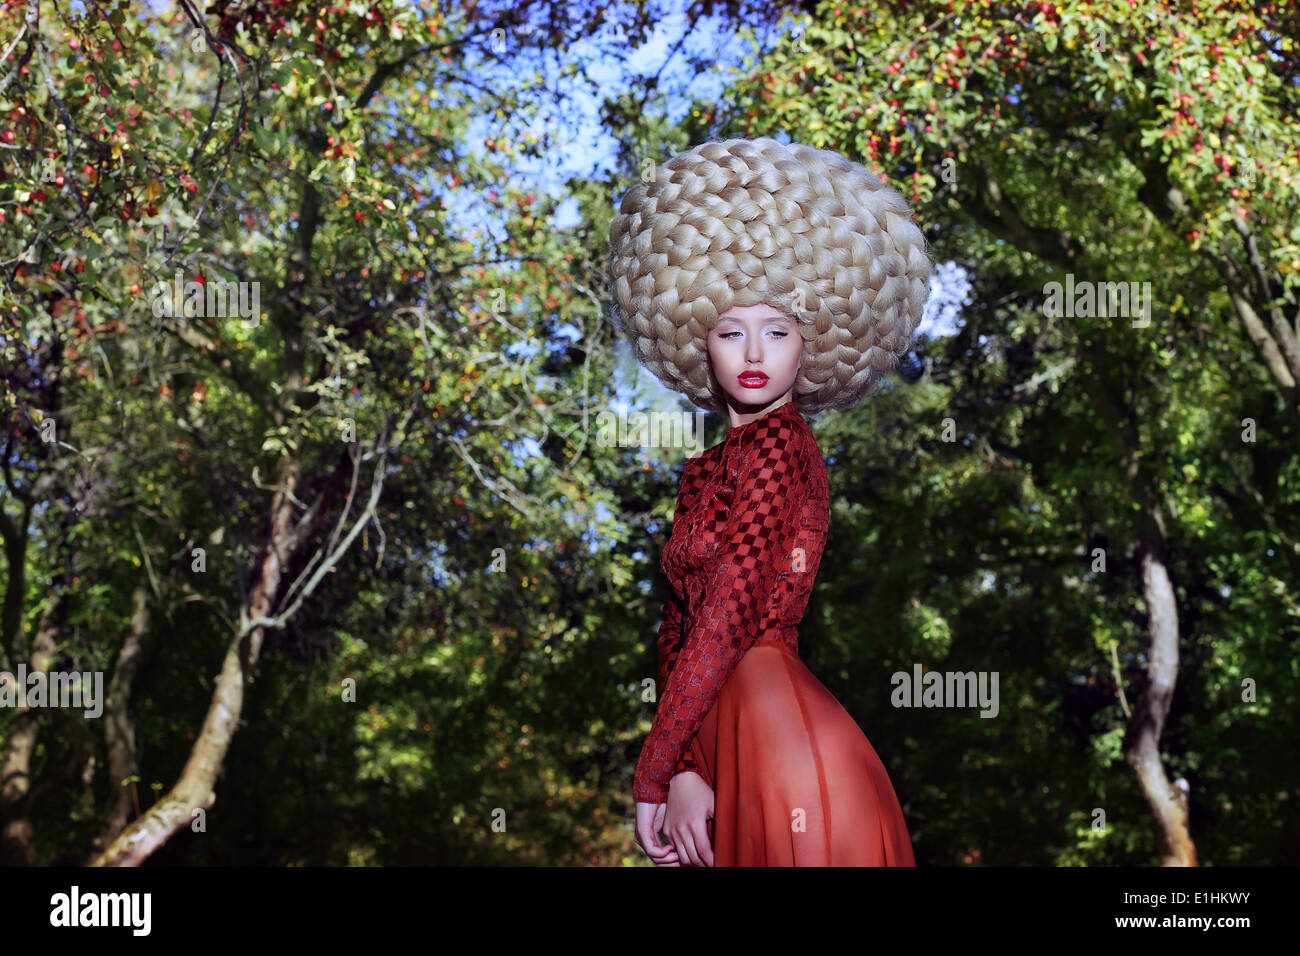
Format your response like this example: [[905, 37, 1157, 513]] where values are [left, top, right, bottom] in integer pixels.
[[607, 137, 932, 415]]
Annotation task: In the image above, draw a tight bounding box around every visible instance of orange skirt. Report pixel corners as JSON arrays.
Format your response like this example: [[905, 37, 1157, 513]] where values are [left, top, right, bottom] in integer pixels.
[[685, 641, 915, 866]]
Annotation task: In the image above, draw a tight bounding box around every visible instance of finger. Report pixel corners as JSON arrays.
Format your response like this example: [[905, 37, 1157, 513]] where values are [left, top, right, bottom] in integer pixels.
[[636, 820, 670, 859], [644, 838, 676, 861], [649, 805, 674, 850], [652, 844, 680, 865], [644, 826, 677, 860], [698, 824, 714, 867], [675, 832, 704, 868]]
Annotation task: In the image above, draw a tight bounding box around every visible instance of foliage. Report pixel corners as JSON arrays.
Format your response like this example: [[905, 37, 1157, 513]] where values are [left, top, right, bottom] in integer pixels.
[[2, 0, 1297, 866]]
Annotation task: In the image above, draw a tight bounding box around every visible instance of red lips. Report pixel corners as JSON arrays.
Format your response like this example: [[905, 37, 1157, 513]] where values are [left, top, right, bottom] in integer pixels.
[[738, 371, 768, 388]]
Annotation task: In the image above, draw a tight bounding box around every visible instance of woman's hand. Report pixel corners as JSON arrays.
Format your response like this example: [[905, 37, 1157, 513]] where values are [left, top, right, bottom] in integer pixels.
[[635, 801, 680, 865], [663, 771, 714, 867]]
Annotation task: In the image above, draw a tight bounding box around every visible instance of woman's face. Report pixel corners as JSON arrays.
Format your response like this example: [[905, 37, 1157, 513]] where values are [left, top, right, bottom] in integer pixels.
[[706, 303, 803, 416]]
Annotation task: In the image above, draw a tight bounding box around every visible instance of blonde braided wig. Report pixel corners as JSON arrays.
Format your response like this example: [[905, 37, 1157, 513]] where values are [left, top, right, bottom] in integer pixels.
[[607, 137, 933, 415]]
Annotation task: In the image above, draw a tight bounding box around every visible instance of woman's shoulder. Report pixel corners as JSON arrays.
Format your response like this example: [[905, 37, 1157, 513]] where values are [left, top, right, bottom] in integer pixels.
[[676, 444, 724, 493], [682, 443, 722, 470]]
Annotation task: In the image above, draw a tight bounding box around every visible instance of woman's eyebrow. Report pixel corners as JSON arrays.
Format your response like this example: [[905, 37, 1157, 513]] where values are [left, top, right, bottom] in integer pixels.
[[716, 313, 793, 323]]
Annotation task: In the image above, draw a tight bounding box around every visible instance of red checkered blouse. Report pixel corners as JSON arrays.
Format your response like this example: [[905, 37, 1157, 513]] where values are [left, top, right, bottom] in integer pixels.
[[633, 400, 831, 803]]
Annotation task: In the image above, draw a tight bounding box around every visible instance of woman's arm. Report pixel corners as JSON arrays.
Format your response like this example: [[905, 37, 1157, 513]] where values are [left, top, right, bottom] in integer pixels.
[[655, 595, 703, 779], [633, 415, 810, 803], [654, 593, 683, 703], [653, 457, 705, 779]]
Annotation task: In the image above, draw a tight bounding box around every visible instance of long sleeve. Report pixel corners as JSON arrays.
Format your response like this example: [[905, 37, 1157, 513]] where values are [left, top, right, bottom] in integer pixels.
[[654, 593, 683, 700], [652, 467, 702, 779], [633, 418, 810, 803], [652, 455, 697, 696], [653, 594, 700, 777]]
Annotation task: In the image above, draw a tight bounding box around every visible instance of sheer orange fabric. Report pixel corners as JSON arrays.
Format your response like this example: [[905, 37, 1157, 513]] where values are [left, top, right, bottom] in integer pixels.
[[634, 400, 914, 866], [685, 642, 915, 866]]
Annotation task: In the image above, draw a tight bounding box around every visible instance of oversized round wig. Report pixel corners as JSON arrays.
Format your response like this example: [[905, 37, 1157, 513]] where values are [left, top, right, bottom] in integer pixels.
[[607, 137, 933, 415]]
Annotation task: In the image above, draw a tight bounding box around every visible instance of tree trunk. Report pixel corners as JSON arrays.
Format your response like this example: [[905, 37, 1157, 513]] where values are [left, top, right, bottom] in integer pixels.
[[0, 502, 31, 674], [1123, 508, 1197, 865], [92, 583, 152, 855], [0, 582, 64, 865], [91, 455, 303, 866], [1079, 345, 1198, 866]]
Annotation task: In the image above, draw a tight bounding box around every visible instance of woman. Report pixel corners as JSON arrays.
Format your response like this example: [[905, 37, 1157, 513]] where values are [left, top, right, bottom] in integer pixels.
[[607, 137, 931, 866]]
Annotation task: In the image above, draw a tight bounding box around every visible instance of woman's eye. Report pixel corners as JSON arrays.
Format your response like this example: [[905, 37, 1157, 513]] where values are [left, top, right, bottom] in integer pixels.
[[719, 329, 787, 339]]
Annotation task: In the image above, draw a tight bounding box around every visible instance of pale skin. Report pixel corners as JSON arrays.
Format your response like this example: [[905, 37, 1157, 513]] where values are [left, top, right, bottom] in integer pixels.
[[635, 303, 803, 866]]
